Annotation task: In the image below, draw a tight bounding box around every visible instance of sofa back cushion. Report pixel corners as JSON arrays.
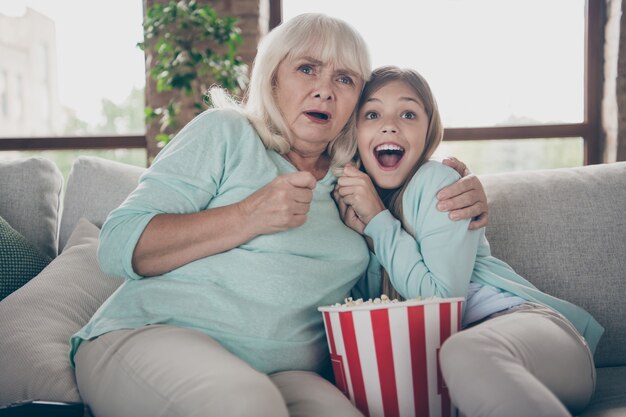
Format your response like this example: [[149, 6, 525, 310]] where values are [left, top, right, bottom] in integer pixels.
[[479, 162, 626, 367], [0, 158, 63, 258], [59, 156, 145, 252]]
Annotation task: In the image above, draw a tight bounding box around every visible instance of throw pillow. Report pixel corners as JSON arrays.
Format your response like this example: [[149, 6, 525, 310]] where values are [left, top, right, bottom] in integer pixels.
[[0, 215, 52, 301], [0, 218, 124, 404]]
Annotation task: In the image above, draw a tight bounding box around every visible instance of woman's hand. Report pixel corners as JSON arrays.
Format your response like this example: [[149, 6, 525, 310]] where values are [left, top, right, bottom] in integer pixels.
[[238, 171, 317, 236], [334, 164, 386, 231], [438, 157, 488, 230]]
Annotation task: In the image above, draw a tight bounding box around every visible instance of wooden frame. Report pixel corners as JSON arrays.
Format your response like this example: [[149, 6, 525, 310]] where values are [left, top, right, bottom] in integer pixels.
[[270, 0, 604, 165], [0, 0, 604, 165]]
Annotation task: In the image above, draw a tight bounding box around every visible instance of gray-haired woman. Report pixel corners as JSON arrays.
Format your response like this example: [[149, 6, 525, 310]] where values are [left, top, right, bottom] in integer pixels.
[[71, 13, 488, 417]]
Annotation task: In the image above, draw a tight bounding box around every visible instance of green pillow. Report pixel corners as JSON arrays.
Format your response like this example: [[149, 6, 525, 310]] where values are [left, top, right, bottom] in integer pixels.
[[0, 215, 52, 300]]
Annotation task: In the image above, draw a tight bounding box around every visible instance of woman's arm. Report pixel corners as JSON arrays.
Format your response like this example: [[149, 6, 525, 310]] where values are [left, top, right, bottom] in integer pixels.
[[98, 110, 316, 279], [132, 171, 316, 276], [438, 157, 488, 230]]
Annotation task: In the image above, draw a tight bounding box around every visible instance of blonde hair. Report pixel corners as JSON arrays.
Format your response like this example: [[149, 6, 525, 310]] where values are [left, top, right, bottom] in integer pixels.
[[210, 13, 371, 170], [358, 66, 443, 300]]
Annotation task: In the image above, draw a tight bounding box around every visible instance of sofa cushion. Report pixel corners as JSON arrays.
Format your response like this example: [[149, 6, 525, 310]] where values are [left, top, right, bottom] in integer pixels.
[[577, 366, 626, 417], [0, 215, 52, 300], [0, 218, 124, 405], [0, 157, 63, 259], [59, 156, 145, 252], [479, 162, 626, 367]]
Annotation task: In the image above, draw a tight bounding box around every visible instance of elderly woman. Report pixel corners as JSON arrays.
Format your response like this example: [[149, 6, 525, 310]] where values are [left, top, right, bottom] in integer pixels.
[[70, 13, 487, 417]]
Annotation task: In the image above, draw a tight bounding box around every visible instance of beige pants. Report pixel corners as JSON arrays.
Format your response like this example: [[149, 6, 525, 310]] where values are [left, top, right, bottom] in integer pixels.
[[440, 304, 596, 417], [74, 325, 363, 417]]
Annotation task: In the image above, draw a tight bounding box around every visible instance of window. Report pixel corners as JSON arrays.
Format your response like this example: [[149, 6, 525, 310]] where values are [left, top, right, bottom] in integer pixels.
[[0, 0, 147, 175], [280, 0, 600, 174], [0, 69, 7, 119]]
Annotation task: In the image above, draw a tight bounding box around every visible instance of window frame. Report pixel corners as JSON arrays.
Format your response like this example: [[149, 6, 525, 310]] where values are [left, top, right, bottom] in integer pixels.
[[0, 0, 604, 165], [270, 0, 603, 165]]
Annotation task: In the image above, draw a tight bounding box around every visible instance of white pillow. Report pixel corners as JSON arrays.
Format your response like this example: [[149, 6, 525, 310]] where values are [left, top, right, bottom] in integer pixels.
[[0, 218, 123, 404]]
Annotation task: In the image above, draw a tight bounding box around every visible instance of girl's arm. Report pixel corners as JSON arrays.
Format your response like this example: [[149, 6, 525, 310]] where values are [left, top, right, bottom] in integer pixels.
[[365, 162, 480, 298], [336, 162, 480, 299], [335, 161, 488, 232]]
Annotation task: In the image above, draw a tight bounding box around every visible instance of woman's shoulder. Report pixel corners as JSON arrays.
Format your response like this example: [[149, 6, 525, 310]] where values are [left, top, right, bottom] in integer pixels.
[[189, 107, 251, 131], [167, 108, 258, 148]]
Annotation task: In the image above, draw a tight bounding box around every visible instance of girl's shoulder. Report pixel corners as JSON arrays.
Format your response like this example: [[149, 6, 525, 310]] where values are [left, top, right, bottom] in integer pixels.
[[405, 160, 462, 196]]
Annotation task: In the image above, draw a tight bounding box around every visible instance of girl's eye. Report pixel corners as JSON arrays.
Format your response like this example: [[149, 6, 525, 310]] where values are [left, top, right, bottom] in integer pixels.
[[364, 111, 378, 120], [298, 65, 314, 75], [401, 111, 416, 120], [338, 75, 354, 85]]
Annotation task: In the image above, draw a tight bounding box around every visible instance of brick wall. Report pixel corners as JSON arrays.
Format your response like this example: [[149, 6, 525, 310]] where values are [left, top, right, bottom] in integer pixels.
[[604, 0, 626, 162], [143, 0, 264, 161], [617, 0, 626, 160]]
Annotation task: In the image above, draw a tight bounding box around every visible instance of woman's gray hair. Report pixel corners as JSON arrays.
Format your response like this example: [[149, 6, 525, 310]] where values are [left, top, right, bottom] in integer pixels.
[[210, 13, 371, 170]]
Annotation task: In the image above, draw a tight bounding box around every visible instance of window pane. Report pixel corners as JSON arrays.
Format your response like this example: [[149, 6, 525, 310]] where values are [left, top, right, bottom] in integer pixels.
[[434, 138, 584, 174], [283, 0, 585, 128], [0, 1, 145, 137]]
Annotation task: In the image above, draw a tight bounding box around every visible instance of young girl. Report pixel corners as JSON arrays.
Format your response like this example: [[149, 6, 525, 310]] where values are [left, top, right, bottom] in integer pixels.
[[334, 66, 603, 417]]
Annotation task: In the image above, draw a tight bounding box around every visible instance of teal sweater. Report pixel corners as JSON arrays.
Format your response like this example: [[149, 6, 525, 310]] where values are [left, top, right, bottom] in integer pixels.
[[70, 109, 369, 373], [355, 161, 604, 354]]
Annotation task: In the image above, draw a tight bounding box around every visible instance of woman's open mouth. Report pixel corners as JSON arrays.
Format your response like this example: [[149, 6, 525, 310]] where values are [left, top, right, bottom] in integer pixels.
[[374, 143, 405, 169], [305, 111, 331, 124]]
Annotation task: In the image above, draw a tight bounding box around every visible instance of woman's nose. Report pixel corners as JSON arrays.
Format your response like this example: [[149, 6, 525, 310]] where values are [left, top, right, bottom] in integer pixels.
[[313, 78, 333, 101]]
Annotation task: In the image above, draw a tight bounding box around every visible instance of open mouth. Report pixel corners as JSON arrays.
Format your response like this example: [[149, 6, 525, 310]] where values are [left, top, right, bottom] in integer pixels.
[[374, 143, 405, 168], [305, 111, 330, 121]]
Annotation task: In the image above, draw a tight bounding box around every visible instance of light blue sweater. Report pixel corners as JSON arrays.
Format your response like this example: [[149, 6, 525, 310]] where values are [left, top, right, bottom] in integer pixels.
[[355, 161, 604, 354], [70, 109, 369, 373]]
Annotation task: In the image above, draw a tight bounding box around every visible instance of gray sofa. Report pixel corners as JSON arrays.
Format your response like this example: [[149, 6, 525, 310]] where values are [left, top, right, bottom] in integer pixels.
[[0, 156, 624, 417]]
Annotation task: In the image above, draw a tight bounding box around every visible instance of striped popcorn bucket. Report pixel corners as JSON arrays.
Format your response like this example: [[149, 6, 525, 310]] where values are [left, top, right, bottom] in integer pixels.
[[318, 297, 464, 417]]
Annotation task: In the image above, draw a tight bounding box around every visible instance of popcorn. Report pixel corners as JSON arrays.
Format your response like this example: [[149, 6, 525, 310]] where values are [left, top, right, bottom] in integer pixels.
[[333, 294, 434, 309]]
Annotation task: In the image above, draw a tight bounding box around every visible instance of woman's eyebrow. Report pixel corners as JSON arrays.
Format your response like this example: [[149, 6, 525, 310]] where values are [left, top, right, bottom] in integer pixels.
[[298, 56, 324, 65]]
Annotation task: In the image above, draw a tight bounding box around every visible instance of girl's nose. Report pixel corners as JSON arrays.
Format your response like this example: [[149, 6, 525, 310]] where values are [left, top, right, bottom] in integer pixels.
[[381, 125, 397, 134]]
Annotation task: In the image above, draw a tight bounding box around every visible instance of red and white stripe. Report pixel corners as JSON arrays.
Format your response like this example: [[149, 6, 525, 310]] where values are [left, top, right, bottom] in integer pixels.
[[320, 298, 463, 417]]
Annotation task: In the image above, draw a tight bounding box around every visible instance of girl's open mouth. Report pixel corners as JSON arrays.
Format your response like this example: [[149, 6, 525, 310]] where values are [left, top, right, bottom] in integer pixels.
[[374, 143, 405, 168]]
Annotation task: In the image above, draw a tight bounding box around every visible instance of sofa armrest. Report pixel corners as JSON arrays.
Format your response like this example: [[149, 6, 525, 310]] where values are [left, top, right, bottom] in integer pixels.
[[479, 162, 626, 367]]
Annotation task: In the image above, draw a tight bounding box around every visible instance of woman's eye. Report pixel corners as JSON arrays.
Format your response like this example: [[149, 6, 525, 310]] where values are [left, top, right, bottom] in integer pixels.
[[298, 65, 313, 75], [401, 111, 416, 120], [364, 111, 378, 120], [338, 75, 354, 85]]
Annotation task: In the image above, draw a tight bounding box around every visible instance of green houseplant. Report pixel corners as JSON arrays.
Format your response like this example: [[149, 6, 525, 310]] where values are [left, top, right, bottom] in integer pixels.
[[139, 0, 249, 146]]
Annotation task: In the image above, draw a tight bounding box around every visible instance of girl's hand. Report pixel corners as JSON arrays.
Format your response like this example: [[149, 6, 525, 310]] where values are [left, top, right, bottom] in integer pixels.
[[438, 157, 488, 230], [334, 189, 367, 234], [334, 164, 386, 226]]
